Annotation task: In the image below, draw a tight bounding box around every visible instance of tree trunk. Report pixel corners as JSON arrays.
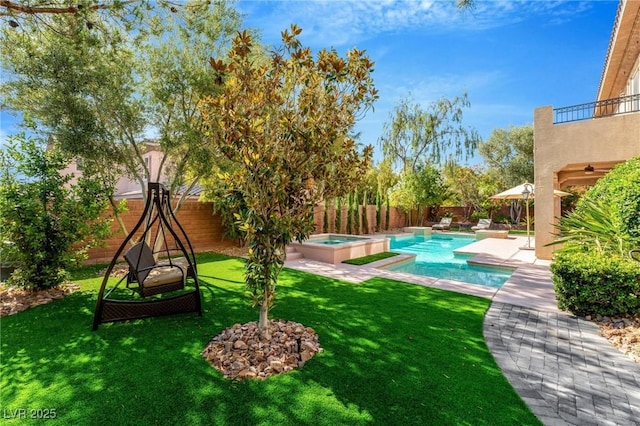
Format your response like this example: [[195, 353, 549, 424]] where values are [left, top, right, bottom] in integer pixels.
[[108, 196, 131, 245], [258, 299, 271, 340]]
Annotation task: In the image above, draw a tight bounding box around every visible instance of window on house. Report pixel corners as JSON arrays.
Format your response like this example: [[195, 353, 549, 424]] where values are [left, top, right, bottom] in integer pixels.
[[631, 68, 640, 111]]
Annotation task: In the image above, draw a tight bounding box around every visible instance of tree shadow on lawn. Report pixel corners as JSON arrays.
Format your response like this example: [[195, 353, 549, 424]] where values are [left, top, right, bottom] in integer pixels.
[[0, 255, 539, 425], [270, 268, 541, 425]]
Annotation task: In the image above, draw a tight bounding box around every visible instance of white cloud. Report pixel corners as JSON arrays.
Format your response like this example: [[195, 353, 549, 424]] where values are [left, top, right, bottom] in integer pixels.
[[240, 0, 595, 47], [377, 69, 504, 108]]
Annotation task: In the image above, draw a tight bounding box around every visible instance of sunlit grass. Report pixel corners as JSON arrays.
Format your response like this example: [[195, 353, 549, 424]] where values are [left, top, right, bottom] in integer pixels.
[[1, 253, 540, 425], [342, 252, 400, 265]]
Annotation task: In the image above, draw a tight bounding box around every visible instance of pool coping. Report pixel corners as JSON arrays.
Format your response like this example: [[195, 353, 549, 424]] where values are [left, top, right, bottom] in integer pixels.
[[284, 233, 560, 313]]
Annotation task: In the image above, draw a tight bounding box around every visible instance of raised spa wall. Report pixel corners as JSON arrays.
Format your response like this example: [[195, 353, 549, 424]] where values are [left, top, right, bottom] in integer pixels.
[[288, 234, 390, 264]]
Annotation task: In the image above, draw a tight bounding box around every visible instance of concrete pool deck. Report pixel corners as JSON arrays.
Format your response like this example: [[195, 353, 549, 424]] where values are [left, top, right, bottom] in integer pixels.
[[284, 234, 640, 426]]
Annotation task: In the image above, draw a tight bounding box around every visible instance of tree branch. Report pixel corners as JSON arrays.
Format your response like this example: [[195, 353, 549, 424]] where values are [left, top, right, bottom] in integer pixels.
[[0, 1, 136, 16]]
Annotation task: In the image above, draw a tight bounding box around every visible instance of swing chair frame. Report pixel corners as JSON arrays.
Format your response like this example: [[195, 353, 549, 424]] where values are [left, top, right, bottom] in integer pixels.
[[93, 182, 202, 330]]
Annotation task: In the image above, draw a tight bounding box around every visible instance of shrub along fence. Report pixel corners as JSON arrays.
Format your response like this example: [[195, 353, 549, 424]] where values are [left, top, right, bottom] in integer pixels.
[[86, 199, 410, 263], [86, 198, 533, 264]]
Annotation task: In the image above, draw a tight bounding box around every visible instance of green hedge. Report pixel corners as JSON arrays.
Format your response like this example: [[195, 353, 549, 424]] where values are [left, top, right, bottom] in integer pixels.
[[578, 156, 640, 240], [551, 251, 640, 316]]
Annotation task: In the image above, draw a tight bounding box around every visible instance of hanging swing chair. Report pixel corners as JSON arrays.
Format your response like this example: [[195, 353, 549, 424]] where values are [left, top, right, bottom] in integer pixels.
[[93, 182, 202, 330]]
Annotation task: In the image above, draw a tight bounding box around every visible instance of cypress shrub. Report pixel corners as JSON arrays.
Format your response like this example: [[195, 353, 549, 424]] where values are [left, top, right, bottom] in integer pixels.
[[353, 189, 360, 234], [335, 197, 342, 234], [385, 195, 390, 230], [361, 190, 369, 234], [375, 191, 381, 232], [346, 192, 353, 234], [323, 202, 329, 233]]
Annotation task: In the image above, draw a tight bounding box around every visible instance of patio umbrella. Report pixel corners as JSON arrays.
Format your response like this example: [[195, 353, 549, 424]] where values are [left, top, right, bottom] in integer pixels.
[[490, 182, 571, 250], [490, 183, 571, 200]]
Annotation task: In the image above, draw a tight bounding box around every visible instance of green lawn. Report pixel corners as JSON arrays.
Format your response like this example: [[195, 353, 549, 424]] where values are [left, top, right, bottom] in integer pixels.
[[342, 251, 400, 265], [1, 253, 540, 425]]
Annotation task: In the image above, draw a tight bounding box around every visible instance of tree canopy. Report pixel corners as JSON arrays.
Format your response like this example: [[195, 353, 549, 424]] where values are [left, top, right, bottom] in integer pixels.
[[1, 0, 242, 217], [200, 25, 378, 338], [379, 94, 480, 173], [478, 124, 533, 189]]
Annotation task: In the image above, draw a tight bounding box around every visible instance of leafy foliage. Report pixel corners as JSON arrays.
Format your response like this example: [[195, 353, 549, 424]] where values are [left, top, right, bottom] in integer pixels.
[[335, 197, 343, 233], [0, 133, 111, 289], [550, 157, 640, 316], [379, 94, 479, 173], [200, 26, 377, 337], [478, 125, 533, 189], [375, 190, 382, 232], [390, 164, 449, 226], [575, 156, 640, 241], [550, 198, 633, 257], [1, 0, 242, 216], [203, 176, 247, 244], [443, 162, 498, 221], [361, 190, 368, 234], [551, 251, 640, 316], [550, 157, 640, 257]]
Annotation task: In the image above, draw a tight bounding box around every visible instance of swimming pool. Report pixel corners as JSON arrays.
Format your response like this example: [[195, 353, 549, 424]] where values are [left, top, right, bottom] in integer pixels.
[[387, 234, 514, 288]]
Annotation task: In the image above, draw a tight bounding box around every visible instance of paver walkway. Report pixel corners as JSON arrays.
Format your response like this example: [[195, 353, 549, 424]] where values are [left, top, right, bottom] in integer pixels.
[[285, 234, 640, 425], [485, 303, 640, 426]]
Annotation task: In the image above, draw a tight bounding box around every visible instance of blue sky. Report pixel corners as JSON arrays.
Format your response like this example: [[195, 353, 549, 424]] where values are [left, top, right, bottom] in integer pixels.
[[237, 0, 619, 164], [0, 0, 619, 166]]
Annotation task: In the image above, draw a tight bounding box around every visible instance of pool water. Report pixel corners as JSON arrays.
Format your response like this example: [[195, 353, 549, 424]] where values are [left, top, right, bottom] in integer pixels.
[[388, 235, 513, 288]]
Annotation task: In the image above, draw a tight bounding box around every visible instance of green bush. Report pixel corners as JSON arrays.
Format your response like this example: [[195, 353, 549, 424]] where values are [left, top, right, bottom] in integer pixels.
[[551, 251, 640, 316], [577, 156, 640, 240], [0, 134, 111, 289]]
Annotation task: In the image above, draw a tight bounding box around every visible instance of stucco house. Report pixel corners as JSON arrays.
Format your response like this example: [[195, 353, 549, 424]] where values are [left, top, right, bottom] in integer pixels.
[[60, 139, 171, 198], [533, 0, 640, 260]]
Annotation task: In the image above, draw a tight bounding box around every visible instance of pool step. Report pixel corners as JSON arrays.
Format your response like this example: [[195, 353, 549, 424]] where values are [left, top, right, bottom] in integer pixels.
[[285, 246, 304, 261]]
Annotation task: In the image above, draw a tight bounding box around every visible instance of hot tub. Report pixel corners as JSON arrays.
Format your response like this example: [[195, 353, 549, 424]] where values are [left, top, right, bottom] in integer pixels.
[[289, 234, 390, 264]]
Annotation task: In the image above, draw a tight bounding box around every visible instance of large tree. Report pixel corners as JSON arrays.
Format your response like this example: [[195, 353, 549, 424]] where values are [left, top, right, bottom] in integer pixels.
[[200, 26, 377, 338], [443, 161, 498, 221], [379, 94, 480, 173], [478, 124, 533, 189], [1, 0, 242, 234], [390, 163, 449, 226]]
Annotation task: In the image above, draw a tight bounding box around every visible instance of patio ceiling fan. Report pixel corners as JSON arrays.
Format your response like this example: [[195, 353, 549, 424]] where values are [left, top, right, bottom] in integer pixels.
[[583, 164, 608, 175]]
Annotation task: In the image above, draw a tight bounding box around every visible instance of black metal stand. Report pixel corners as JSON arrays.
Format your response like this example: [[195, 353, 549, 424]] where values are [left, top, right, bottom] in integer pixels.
[[93, 182, 202, 330]]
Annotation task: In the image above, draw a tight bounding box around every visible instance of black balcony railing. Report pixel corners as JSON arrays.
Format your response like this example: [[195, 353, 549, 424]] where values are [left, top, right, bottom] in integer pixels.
[[553, 93, 640, 124]]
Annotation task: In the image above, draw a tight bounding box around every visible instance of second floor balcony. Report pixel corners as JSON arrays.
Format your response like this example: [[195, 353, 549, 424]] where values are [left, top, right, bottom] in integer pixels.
[[553, 93, 640, 124]]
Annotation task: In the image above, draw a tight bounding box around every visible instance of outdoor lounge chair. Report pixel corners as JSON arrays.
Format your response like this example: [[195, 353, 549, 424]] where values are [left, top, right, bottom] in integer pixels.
[[432, 217, 452, 231], [471, 218, 492, 231]]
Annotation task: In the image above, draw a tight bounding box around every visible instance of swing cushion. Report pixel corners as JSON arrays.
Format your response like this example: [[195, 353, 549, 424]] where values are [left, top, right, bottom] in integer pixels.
[[143, 258, 189, 288], [124, 242, 188, 289]]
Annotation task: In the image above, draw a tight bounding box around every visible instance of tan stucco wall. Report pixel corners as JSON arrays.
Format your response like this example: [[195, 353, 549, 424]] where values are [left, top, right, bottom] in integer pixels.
[[533, 105, 640, 259]]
